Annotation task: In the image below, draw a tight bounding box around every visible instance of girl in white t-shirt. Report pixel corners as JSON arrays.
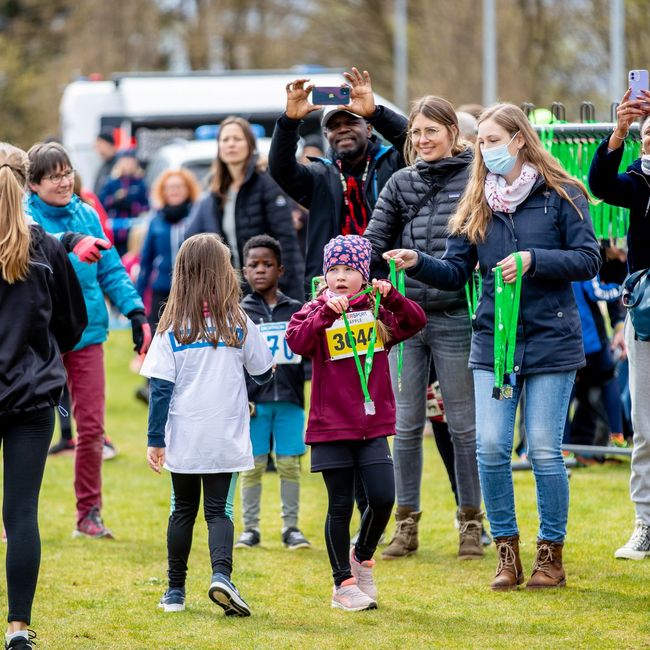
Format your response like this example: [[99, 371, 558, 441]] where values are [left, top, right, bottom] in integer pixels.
[[141, 233, 273, 616]]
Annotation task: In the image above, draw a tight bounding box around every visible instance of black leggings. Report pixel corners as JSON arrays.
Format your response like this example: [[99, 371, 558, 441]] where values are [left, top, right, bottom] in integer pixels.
[[322, 463, 395, 586], [1, 407, 54, 624], [167, 472, 235, 588]]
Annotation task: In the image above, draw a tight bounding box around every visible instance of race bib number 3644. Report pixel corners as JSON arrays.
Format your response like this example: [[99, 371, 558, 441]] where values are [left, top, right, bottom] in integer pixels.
[[326, 310, 384, 361]]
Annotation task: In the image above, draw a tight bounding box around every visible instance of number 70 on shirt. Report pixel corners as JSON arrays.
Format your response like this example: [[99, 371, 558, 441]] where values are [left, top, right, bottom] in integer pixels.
[[257, 322, 301, 365]]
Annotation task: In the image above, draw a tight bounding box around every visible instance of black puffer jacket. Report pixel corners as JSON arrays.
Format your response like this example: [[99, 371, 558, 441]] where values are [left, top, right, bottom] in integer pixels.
[[364, 148, 473, 313], [0, 225, 87, 415], [269, 106, 407, 293], [241, 291, 304, 408], [185, 157, 304, 301]]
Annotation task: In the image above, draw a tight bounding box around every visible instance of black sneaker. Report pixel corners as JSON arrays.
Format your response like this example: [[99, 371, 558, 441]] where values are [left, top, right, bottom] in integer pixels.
[[282, 527, 311, 550], [5, 630, 36, 649], [234, 529, 260, 549], [135, 384, 149, 405], [48, 438, 75, 455], [208, 573, 251, 616], [158, 587, 186, 612]]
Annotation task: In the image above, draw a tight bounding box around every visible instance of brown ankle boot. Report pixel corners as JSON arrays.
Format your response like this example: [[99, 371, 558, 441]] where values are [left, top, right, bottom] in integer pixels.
[[491, 535, 524, 591], [526, 540, 566, 589], [380, 506, 421, 560], [458, 507, 485, 560]]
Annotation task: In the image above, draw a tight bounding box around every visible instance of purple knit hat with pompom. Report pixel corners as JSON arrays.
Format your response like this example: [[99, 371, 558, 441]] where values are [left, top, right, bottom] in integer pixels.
[[323, 235, 372, 281]]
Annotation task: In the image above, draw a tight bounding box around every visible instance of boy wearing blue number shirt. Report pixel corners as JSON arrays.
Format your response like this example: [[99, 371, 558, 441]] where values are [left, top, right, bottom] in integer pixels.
[[237, 235, 310, 550]]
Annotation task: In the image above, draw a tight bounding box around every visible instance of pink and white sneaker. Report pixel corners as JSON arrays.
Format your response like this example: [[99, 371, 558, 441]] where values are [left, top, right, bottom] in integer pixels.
[[331, 577, 377, 612], [350, 549, 377, 600]]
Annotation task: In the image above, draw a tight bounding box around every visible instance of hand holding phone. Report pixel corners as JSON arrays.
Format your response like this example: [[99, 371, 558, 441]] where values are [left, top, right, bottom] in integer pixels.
[[311, 86, 351, 106]]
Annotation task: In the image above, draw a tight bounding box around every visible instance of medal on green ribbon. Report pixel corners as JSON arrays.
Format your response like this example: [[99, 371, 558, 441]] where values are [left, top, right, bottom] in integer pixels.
[[339, 286, 381, 415], [492, 252, 523, 400], [388, 258, 405, 391]]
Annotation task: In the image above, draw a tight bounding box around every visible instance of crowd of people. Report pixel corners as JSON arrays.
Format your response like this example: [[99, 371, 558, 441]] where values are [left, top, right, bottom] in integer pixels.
[[0, 67, 648, 648]]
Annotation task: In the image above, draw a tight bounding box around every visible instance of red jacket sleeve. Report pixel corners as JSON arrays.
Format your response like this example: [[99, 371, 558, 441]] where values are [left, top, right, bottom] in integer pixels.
[[378, 287, 427, 348], [286, 297, 340, 357]]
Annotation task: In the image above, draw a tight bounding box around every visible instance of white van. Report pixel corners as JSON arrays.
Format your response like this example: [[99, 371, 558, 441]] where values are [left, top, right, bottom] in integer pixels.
[[60, 69, 402, 190]]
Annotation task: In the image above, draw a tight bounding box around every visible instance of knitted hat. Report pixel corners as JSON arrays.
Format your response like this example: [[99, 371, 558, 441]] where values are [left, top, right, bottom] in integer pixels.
[[323, 235, 372, 281]]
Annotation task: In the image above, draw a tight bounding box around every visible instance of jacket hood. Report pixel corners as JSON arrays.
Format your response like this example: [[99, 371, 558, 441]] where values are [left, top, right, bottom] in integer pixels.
[[415, 147, 473, 178]]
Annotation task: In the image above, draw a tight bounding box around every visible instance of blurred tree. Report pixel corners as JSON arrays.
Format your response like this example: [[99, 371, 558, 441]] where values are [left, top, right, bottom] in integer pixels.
[[1, 0, 649, 145]]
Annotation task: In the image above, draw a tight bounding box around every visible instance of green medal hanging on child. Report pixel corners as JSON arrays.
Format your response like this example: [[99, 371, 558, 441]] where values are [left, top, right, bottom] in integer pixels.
[[492, 252, 523, 400], [339, 286, 381, 415]]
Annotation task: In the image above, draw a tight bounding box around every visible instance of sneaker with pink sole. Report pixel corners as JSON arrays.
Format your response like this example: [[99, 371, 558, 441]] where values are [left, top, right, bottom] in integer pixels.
[[72, 507, 114, 539], [331, 578, 377, 612], [350, 549, 377, 600]]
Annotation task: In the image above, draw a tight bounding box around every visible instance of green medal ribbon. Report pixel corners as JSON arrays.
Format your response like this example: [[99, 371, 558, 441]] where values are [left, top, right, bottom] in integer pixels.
[[388, 258, 406, 391], [339, 286, 381, 415], [492, 252, 523, 400], [311, 276, 323, 300], [464, 269, 483, 321]]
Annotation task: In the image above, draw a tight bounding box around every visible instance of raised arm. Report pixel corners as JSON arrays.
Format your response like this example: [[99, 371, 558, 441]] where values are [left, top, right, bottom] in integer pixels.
[[342, 67, 407, 153], [268, 78, 322, 206]]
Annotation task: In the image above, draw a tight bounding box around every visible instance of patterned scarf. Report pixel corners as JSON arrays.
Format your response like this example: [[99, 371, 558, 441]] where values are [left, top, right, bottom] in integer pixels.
[[485, 163, 539, 214]]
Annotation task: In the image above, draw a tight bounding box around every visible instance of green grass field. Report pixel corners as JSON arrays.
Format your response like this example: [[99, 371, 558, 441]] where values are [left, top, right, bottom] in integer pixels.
[[1, 330, 648, 649]]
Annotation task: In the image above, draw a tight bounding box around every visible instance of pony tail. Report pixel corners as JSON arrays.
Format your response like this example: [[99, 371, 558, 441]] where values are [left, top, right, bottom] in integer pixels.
[[0, 153, 31, 284]]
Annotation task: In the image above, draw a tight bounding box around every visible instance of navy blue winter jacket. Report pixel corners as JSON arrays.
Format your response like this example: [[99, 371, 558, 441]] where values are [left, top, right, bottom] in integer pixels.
[[588, 138, 650, 274], [407, 180, 601, 374], [136, 209, 191, 296]]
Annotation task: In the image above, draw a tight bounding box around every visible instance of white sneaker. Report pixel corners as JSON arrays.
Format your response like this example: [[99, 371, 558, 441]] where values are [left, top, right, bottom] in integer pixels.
[[615, 520, 650, 560], [331, 578, 377, 611], [350, 549, 377, 600]]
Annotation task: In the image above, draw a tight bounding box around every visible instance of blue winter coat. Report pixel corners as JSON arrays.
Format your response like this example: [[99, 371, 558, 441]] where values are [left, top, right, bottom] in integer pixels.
[[588, 138, 650, 274], [572, 277, 621, 355], [26, 193, 144, 351], [136, 211, 190, 296], [407, 180, 601, 374]]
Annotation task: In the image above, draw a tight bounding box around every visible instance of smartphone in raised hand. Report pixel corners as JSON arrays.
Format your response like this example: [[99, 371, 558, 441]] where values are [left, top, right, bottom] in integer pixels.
[[629, 70, 649, 100], [311, 86, 351, 106]]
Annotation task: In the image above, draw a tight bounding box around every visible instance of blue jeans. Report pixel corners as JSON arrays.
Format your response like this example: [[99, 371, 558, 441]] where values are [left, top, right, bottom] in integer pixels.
[[473, 369, 575, 542], [391, 309, 480, 510]]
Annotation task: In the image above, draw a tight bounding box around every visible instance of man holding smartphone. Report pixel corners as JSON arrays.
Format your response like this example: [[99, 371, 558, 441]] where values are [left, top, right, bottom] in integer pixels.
[[269, 67, 407, 294]]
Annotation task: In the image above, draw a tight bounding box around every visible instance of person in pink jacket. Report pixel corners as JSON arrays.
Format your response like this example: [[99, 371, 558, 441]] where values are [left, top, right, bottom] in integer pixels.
[[286, 235, 425, 612]]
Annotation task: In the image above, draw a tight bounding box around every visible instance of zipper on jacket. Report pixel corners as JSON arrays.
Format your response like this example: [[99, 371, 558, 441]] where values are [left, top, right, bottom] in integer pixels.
[[262, 298, 280, 402], [543, 191, 551, 215]]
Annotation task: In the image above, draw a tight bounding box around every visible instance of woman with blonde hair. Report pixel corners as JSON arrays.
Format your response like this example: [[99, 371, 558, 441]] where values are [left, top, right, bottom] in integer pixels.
[[0, 143, 87, 649], [364, 95, 483, 561], [385, 103, 601, 590], [185, 116, 304, 300]]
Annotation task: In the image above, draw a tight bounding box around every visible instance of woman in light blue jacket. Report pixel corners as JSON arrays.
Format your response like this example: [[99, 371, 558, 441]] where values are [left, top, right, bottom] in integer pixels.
[[26, 141, 150, 540]]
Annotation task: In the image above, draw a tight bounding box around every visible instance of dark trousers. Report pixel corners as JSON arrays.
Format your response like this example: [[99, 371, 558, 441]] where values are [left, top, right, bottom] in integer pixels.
[[322, 464, 395, 586], [167, 472, 235, 588], [1, 407, 54, 623]]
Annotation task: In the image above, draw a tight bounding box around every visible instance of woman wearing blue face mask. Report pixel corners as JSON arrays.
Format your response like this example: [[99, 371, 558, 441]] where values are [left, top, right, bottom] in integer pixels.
[[588, 88, 650, 562], [384, 103, 601, 591]]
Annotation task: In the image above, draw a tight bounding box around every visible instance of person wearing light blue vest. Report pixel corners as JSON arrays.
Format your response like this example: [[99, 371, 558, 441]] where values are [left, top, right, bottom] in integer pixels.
[[25, 141, 151, 540]]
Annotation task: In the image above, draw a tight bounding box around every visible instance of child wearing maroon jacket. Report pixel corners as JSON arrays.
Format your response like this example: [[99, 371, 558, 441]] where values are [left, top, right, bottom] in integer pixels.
[[286, 235, 426, 612]]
